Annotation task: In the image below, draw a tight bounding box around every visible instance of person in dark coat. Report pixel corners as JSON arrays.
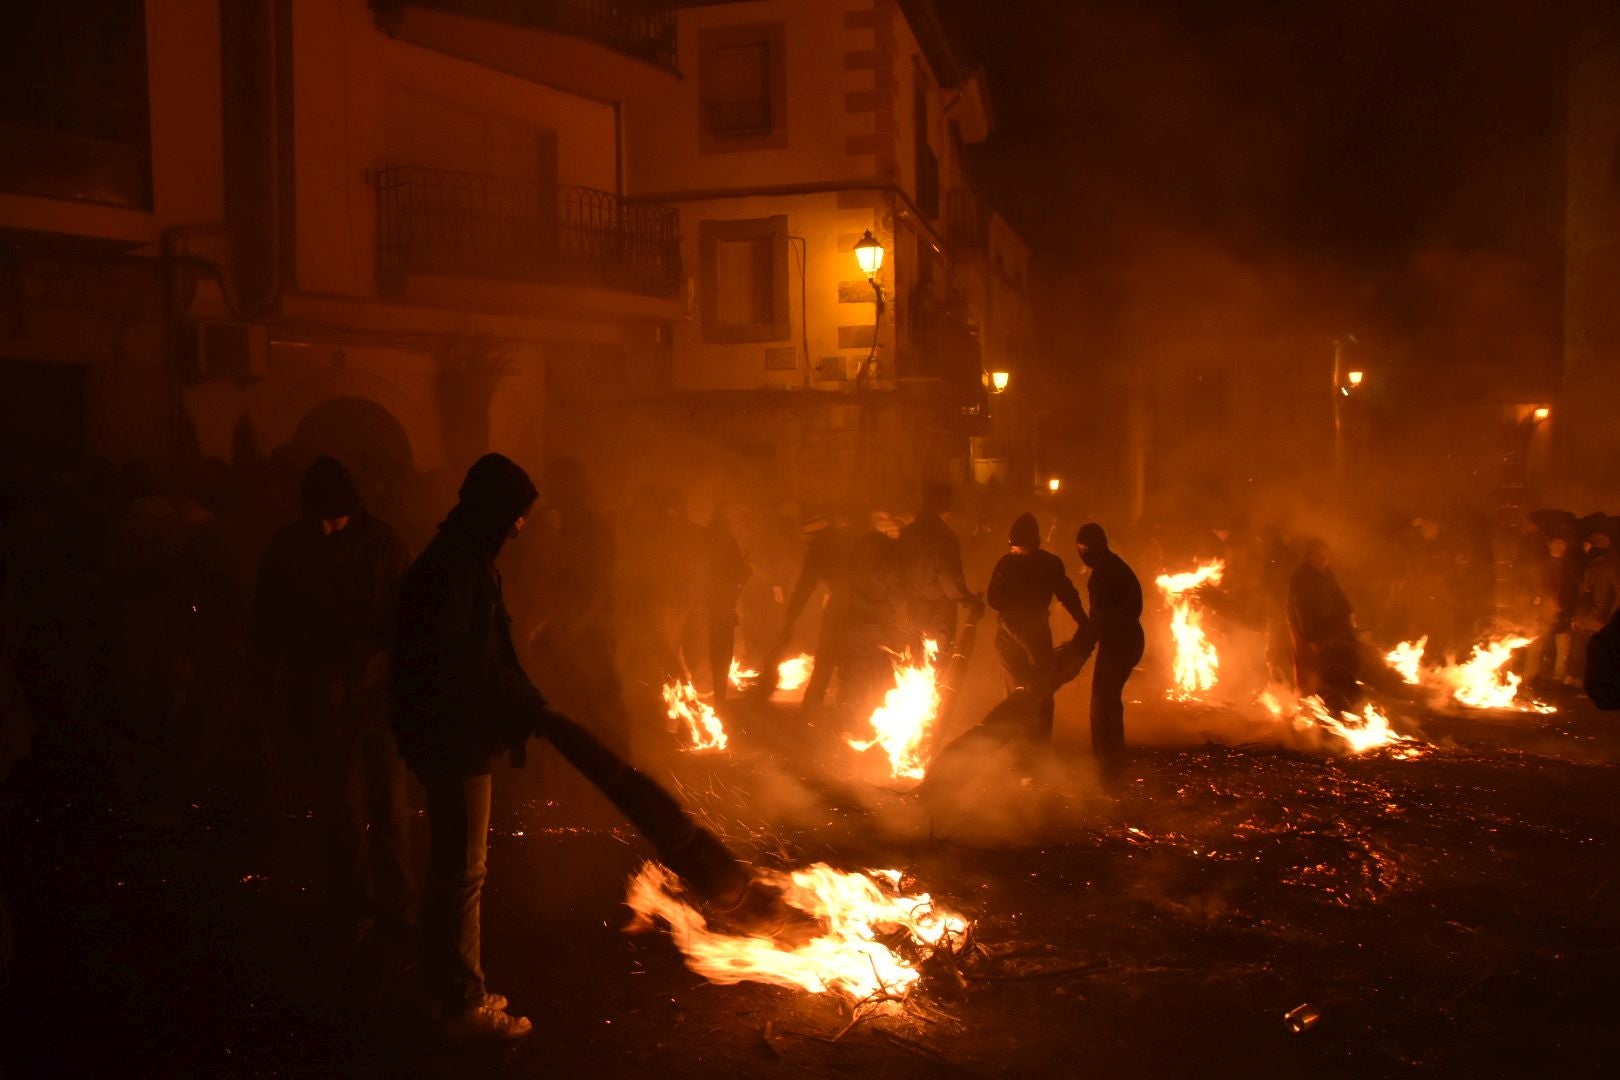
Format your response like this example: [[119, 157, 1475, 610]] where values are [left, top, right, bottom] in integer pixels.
[[897, 482, 981, 656], [248, 455, 414, 942], [986, 512, 1085, 741], [702, 502, 752, 706], [392, 455, 798, 1039], [1288, 538, 1359, 713], [390, 453, 541, 1041], [1571, 533, 1620, 687], [1074, 523, 1144, 776], [770, 511, 857, 715], [1526, 533, 1581, 688], [840, 511, 904, 719]]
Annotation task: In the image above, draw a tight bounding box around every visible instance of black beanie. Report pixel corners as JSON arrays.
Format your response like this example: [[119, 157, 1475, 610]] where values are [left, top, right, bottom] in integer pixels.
[[458, 453, 538, 529], [1076, 522, 1109, 550], [301, 455, 361, 520], [1009, 512, 1041, 549]]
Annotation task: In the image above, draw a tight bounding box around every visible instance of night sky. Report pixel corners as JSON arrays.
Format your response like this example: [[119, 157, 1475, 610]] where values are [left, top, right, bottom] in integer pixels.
[[935, 0, 1564, 273]]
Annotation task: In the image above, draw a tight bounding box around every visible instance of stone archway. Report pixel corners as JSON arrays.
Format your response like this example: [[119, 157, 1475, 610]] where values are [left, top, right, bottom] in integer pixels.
[[288, 396, 419, 542]]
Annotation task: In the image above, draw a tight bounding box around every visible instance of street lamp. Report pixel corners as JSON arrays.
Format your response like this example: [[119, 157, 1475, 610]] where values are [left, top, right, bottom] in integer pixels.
[[1047, 477, 1062, 493], [990, 370, 1010, 393], [1347, 370, 1364, 389], [854, 229, 884, 278], [1532, 405, 1550, 423]]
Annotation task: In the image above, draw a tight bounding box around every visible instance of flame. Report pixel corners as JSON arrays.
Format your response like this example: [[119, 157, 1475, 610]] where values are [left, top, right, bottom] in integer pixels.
[[847, 639, 941, 780], [1440, 635, 1552, 712], [661, 679, 728, 751], [1297, 695, 1420, 756], [729, 655, 815, 693], [776, 653, 815, 691], [1385, 637, 1427, 685], [1154, 560, 1225, 701], [727, 659, 761, 692], [1387, 633, 1553, 713], [625, 861, 969, 1002]]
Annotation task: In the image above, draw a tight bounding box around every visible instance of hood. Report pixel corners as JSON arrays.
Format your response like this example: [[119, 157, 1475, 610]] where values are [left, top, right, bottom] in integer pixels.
[[443, 453, 538, 555], [301, 456, 362, 520], [1009, 512, 1041, 549], [1076, 522, 1108, 551]]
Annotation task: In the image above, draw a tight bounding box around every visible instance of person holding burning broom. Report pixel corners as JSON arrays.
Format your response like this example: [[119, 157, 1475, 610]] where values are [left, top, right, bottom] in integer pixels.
[[391, 454, 795, 1041]]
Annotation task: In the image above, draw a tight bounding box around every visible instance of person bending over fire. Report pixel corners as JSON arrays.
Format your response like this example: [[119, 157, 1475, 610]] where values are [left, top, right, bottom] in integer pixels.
[[1288, 538, 1360, 714], [1074, 523, 1144, 777], [897, 482, 982, 658], [392, 454, 790, 1041], [986, 512, 1086, 741]]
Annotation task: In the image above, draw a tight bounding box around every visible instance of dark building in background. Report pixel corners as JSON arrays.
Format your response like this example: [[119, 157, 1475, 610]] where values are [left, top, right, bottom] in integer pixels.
[[1560, 4, 1620, 510]]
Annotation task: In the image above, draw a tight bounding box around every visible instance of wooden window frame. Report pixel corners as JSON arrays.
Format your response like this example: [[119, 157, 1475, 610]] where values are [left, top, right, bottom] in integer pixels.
[[699, 216, 790, 344], [698, 22, 788, 154]]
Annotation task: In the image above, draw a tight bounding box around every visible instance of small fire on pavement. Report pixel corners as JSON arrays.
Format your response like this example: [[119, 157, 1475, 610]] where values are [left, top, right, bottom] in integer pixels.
[[729, 654, 817, 694], [662, 679, 728, 751], [1383, 635, 1555, 713], [1155, 560, 1225, 701], [1261, 687, 1424, 757], [847, 639, 941, 781], [625, 861, 969, 1002]]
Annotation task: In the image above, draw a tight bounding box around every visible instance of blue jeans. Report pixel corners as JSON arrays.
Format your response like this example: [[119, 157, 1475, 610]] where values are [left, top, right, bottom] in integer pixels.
[[422, 773, 490, 1015]]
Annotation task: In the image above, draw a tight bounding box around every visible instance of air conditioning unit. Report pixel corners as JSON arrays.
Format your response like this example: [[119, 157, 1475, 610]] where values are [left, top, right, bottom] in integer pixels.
[[193, 320, 268, 381]]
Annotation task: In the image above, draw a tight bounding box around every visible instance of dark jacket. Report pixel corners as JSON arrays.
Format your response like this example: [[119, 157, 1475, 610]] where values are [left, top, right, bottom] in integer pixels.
[[987, 549, 1085, 646], [1080, 548, 1143, 653], [898, 512, 974, 609], [389, 455, 543, 777], [847, 530, 902, 631], [782, 524, 856, 630], [1578, 549, 1620, 631], [250, 461, 409, 732], [1288, 561, 1354, 648]]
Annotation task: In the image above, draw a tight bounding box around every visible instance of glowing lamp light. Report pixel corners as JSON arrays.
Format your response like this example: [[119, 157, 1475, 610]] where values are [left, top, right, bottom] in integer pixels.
[[853, 230, 885, 277], [1532, 406, 1550, 422], [990, 370, 1010, 393], [1047, 477, 1062, 493], [1346, 370, 1364, 388]]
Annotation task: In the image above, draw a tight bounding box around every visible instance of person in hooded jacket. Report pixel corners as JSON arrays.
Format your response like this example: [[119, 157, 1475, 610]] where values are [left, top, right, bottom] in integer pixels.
[[1288, 538, 1360, 714], [897, 482, 982, 656], [248, 455, 414, 943], [390, 453, 543, 1041], [986, 512, 1085, 740], [1074, 523, 1144, 776]]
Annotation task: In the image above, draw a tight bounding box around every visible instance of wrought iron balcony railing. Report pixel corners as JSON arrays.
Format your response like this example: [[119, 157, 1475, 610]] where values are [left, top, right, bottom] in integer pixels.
[[372, 165, 681, 298], [387, 0, 677, 71]]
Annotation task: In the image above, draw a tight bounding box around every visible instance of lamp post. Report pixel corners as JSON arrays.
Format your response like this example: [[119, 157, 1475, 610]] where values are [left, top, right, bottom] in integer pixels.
[[1331, 336, 1361, 488], [854, 229, 885, 312], [990, 370, 1010, 393]]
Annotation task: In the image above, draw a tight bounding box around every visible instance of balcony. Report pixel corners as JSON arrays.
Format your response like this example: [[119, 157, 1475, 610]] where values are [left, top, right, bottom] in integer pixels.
[[377, 0, 677, 73], [372, 165, 681, 299]]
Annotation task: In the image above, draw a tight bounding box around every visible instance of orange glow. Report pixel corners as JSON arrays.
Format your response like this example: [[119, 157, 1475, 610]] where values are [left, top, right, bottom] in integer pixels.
[[776, 653, 814, 692], [1154, 560, 1225, 701], [1047, 477, 1061, 493], [1532, 406, 1550, 422], [625, 861, 968, 1002], [1440, 635, 1551, 712], [991, 370, 1010, 393], [662, 679, 728, 751], [847, 639, 941, 780], [1298, 695, 1421, 756], [1346, 370, 1364, 387], [1384, 638, 1427, 685]]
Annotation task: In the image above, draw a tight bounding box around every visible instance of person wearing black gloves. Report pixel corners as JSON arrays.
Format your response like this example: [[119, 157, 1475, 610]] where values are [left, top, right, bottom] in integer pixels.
[[1073, 523, 1144, 778]]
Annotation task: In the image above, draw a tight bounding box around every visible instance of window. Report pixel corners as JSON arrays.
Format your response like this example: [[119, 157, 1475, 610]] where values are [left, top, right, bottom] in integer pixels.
[[699, 23, 787, 153], [0, 0, 151, 207], [700, 217, 789, 343], [709, 42, 771, 135]]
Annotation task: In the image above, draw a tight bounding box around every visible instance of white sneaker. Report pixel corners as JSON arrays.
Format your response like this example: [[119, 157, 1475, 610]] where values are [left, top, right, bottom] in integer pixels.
[[442, 1005, 532, 1041]]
